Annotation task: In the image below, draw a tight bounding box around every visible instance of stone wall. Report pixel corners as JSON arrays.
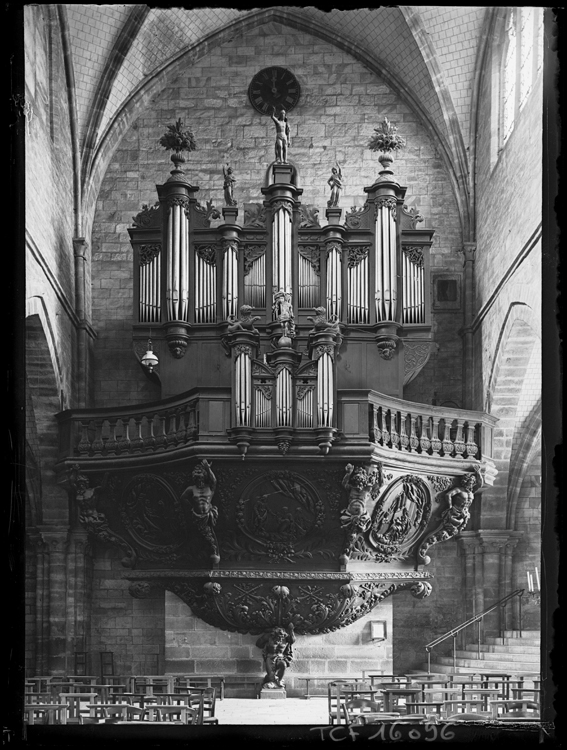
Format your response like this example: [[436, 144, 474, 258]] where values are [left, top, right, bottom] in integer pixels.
[[89, 546, 165, 676], [393, 540, 465, 674], [90, 22, 464, 409], [25, 6, 77, 409]]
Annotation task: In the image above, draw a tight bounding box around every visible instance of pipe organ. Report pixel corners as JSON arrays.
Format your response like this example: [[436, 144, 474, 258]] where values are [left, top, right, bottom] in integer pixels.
[[129, 158, 434, 453]]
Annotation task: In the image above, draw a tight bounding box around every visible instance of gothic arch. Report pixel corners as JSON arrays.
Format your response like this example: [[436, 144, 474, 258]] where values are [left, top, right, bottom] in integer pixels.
[[506, 401, 542, 529], [81, 7, 469, 242]]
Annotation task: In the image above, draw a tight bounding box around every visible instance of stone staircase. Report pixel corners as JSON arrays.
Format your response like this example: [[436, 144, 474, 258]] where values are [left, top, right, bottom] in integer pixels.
[[424, 630, 540, 675]]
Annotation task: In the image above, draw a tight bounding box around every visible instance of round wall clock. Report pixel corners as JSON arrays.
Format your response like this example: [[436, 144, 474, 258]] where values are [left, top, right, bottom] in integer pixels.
[[248, 66, 301, 115]]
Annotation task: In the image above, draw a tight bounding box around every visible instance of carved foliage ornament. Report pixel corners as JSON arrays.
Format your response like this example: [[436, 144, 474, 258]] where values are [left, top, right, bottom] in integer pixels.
[[344, 205, 371, 229], [138, 244, 161, 266], [298, 205, 321, 228], [193, 200, 221, 227], [196, 244, 217, 265], [402, 245, 424, 268], [243, 245, 266, 275], [298, 245, 321, 275], [243, 203, 267, 228], [347, 245, 370, 268], [164, 577, 413, 635], [132, 202, 161, 228], [400, 204, 424, 230], [376, 197, 398, 221]]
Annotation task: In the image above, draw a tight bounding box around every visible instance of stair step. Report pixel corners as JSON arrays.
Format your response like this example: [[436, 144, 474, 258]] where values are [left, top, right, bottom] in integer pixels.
[[424, 663, 541, 677], [484, 636, 540, 647], [500, 630, 540, 638], [456, 649, 540, 663], [464, 642, 540, 654], [435, 656, 540, 671]]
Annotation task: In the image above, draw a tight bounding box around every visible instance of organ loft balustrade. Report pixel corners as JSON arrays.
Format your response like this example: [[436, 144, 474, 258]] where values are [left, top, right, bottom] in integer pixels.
[[55, 118, 497, 643]]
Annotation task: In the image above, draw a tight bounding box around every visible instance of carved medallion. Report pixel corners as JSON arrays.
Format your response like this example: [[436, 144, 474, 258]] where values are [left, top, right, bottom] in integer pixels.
[[120, 474, 186, 559]]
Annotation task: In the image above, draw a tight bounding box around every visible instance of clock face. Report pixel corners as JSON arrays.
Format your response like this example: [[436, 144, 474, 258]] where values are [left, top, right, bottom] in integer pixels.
[[248, 67, 301, 115]]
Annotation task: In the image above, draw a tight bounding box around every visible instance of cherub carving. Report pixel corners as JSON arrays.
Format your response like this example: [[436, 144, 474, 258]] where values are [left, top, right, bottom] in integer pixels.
[[255, 623, 296, 689], [180, 460, 220, 565]]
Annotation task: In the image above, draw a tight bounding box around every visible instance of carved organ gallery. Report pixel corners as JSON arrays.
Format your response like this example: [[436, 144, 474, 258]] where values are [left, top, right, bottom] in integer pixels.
[[54, 92, 499, 695]]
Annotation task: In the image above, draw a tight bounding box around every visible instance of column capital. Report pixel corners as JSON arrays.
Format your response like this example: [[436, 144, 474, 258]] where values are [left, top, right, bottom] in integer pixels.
[[476, 529, 521, 552], [37, 525, 70, 552], [461, 242, 477, 263]]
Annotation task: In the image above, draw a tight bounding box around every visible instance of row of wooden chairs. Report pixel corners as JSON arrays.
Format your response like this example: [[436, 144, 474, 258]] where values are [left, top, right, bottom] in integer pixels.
[[327, 673, 541, 725], [24, 685, 218, 726]]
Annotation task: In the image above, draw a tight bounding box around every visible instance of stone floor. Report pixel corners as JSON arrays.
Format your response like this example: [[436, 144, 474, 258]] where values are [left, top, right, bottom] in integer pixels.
[[215, 697, 329, 725]]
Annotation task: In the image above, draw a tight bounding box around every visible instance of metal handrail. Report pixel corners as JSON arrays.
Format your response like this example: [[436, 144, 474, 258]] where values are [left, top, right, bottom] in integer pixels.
[[424, 589, 525, 673]]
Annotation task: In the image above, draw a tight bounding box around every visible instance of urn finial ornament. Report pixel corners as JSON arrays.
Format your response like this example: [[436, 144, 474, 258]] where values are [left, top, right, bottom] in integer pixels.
[[159, 118, 197, 176], [368, 117, 405, 180]]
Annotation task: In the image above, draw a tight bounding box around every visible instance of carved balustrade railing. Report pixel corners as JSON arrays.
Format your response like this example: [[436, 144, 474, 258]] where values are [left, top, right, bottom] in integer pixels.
[[366, 391, 496, 461], [56, 389, 233, 461], [56, 388, 496, 464]]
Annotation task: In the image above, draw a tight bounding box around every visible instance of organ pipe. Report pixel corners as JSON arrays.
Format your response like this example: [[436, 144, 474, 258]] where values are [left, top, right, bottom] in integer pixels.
[[326, 245, 342, 320], [317, 351, 334, 428], [165, 200, 190, 322], [272, 207, 292, 295], [235, 351, 251, 426]]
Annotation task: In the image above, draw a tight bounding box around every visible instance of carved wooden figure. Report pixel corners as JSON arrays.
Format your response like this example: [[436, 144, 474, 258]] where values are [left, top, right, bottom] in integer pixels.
[[180, 460, 220, 566], [256, 623, 296, 689], [339, 464, 383, 565]]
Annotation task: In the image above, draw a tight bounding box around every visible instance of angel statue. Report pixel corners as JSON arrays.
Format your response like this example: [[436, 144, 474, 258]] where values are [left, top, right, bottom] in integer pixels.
[[222, 163, 237, 206], [327, 162, 343, 207]]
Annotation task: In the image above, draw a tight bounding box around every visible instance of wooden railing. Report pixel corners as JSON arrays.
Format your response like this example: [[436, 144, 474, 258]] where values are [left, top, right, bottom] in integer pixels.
[[56, 387, 496, 463], [56, 388, 231, 461], [339, 390, 496, 461]]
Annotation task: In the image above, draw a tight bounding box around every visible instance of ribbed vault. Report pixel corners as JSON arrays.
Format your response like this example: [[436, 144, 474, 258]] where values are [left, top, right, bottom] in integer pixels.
[[61, 5, 487, 242]]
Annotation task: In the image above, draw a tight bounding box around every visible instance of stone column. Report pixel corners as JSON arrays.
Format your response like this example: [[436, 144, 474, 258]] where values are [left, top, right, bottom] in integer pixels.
[[458, 532, 483, 651], [26, 530, 49, 675], [460, 242, 476, 410], [66, 529, 93, 670], [38, 526, 70, 673], [478, 530, 513, 635]]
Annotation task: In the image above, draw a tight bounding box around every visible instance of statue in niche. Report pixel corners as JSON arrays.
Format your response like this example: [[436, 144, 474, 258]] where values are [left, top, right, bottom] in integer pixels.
[[271, 106, 291, 164], [339, 463, 383, 565], [180, 459, 220, 565], [272, 290, 296, 339], [222, 163, 237, 206], [256, 623, 296, 690], [327, 162, 343, 207], [227, 304, 261, 333]]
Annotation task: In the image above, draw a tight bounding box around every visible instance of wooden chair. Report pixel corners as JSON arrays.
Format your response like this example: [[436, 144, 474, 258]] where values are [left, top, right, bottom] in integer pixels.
[[342, 699, 388, 725], [201, 687, 218, 725], [328, 681, 351, 724], [58, 693, 99, 724], [154, 705, 198, 724]]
